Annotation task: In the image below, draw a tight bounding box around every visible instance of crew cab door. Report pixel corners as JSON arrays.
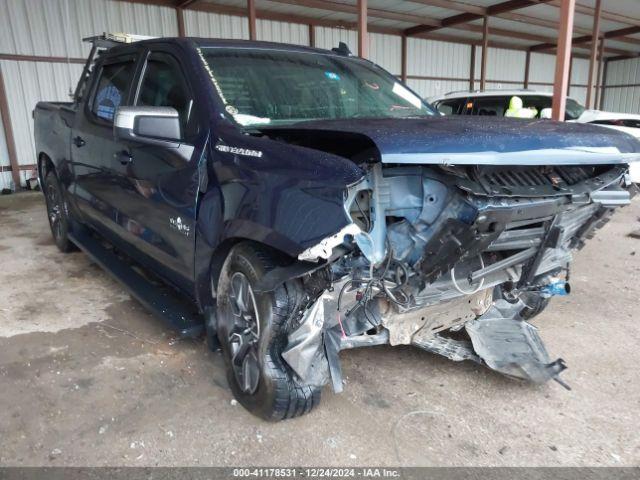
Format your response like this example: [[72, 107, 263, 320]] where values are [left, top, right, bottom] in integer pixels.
[[108, 48, 203, 288], [71, 53, 139, 230]]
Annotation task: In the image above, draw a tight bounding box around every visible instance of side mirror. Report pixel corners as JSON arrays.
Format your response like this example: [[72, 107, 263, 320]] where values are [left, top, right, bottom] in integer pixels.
[[114, 106, 181, 144]]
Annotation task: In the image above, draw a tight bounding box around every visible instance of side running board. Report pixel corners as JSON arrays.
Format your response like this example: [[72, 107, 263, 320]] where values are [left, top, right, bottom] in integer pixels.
[[69, 230, 204, 338]]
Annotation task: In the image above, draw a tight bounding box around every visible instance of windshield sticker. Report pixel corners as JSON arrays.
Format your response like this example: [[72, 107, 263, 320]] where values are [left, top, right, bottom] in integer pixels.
[[225, 105, 239, 115], [215, 144, 263, 158], [324, 71, 340, 81]]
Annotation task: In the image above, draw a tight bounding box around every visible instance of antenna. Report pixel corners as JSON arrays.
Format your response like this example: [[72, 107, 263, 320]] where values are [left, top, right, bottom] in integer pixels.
[[331, 42, 352, 56]]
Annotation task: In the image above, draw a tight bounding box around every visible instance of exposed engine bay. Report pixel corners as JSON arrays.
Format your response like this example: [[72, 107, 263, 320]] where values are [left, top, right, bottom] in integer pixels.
[[272, 160, 636, 392]]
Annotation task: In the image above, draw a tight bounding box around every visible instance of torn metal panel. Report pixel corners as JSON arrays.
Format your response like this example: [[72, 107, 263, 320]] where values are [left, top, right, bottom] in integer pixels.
[[281, 294, 330, 387], [465, 300, 567, 384]]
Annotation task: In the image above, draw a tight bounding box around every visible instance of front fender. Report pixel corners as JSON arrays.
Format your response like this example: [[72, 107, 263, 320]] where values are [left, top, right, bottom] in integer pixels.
[[193, 127, 364, 310]]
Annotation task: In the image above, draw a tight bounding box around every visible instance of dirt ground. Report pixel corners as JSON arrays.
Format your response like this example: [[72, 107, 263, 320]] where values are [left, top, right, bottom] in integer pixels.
[[0, 191, 639, 467]]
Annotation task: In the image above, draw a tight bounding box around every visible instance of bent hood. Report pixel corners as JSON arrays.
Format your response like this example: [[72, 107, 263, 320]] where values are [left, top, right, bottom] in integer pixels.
[[273, 116, 640, 165]]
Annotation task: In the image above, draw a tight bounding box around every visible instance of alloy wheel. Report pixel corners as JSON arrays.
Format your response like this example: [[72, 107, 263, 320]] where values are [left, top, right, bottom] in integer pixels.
[[47, 184, 63, 240], [226, 271, 261, 394]]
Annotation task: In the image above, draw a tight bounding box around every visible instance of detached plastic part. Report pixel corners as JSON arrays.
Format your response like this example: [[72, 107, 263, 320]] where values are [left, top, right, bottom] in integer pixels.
[[465, 299, 568, 385]]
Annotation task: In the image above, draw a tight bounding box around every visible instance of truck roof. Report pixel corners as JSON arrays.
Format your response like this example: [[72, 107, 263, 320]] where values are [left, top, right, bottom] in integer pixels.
[[100, 36, 354, 59]]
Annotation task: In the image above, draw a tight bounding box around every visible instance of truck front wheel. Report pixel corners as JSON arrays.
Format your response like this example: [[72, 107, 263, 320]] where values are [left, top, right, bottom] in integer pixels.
[[215, 243, 321, 421]]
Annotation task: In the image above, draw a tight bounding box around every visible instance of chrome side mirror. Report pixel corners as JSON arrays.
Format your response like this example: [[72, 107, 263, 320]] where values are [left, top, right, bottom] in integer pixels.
[[114, 106, 181, 144]]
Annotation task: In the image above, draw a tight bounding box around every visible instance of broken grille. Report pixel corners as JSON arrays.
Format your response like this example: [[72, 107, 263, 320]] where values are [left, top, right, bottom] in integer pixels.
[[480, 166, 594, 189]]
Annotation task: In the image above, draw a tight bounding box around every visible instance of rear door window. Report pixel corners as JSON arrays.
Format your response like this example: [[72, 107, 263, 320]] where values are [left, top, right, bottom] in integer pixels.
[[436, 98, 466, 115], [467, 96, 508, 116], [91, 59, 136, 122]]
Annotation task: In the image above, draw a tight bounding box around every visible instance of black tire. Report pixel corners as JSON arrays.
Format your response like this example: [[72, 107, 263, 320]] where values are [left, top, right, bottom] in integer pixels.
[[519, 294, 550, 321], [44, 171, 75, 253], [216, 243, 321, 421], [493, 285, 549, 321]]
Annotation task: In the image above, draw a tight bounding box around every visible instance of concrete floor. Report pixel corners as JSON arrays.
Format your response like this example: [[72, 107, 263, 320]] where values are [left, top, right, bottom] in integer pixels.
[[0, 191, 639, 467]]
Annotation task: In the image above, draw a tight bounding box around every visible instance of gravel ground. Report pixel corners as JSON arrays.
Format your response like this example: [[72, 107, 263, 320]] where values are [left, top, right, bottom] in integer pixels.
[[0, 191, 639, 467]]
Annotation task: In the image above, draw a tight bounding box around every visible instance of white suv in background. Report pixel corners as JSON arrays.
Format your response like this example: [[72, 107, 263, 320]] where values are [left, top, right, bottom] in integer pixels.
[[429, 89, 640, 139]]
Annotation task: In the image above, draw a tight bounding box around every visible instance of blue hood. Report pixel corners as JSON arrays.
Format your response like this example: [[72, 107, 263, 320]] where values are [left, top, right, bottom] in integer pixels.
[[281, 116, 640, 166]]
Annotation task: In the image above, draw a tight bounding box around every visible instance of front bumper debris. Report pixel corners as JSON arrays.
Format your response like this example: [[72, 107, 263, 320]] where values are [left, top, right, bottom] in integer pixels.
[[465, 299, 568, 385]]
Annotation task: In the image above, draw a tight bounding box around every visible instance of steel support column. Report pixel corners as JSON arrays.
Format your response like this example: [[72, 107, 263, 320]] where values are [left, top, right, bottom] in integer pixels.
[[247, 0, 257, 41], [524, 49, 531, 88], [480, 16, 489, 91], [469, 44, 476, 90], [551, 0, 576, 121], [401, 35, 407, 82], [0, 66, 20, 189], [358, 0, 368, 58], [595, 38, 605, 108], [308, 24, 315, 47], [176, 7, 186, 37], [586, 0, 602, 108], [600, 58, 609, 110]]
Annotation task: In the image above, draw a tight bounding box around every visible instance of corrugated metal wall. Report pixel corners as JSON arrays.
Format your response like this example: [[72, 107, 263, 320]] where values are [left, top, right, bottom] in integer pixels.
[[603, 57, 640, 114], [407, 37, 470, 99], [0, 0, 178, 186], [474, 46, 527, 89], [1, 0, 638, 188], [0, 60, 84, 176]]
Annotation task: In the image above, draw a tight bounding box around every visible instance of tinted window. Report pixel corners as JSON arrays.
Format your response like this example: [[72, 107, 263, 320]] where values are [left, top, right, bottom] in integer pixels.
[[436, 99, 466, 115], [92, 60, 135, 122], [137, 53, 195, 137], [466, 96, 508, 116]]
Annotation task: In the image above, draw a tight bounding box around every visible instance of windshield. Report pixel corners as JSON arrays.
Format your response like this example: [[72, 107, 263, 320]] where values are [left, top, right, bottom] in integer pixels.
[[565, 98, 585, 120], [198, 47, 436, 127]]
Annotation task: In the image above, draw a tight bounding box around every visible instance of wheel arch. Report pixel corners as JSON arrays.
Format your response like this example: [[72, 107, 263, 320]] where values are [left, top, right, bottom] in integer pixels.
[[195, 236, 297, 311], [38, 152, 55, 185]]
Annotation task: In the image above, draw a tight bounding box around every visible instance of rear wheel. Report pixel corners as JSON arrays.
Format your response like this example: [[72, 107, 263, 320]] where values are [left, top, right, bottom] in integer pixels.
[[216, 243, 322, 421], [44, 171, 75, 253]]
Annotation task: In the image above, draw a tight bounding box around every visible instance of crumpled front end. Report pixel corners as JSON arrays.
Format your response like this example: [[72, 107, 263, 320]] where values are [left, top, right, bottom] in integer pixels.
[[277, 160, 636, 391]]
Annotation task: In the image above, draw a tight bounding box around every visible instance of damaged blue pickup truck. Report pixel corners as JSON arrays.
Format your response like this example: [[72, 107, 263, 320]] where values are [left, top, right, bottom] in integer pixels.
[[34, 35, 640, 421]]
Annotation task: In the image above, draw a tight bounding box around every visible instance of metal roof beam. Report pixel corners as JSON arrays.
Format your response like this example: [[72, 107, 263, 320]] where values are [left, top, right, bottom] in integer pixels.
[[531, 25, 640, 53], [408, 1, 640, 46], [405, 0, 552, 37], [267, 0, 440, 27], [542, 0, 640, 28]]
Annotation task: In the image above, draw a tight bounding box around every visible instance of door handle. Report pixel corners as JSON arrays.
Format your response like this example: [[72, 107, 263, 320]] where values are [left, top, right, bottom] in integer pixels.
[[73, 136, 85, 147], [115, 150, 133, 165]]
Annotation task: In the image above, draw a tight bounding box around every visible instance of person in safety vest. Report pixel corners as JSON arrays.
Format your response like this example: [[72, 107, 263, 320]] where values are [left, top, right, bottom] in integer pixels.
[[504, 96, 538, 118]]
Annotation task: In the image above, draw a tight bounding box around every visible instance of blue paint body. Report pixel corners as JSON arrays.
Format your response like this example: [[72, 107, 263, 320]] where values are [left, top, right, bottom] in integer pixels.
[[33, 38, 640, 312]]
